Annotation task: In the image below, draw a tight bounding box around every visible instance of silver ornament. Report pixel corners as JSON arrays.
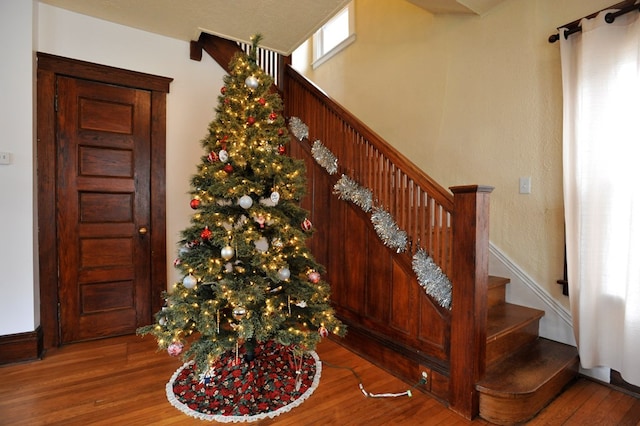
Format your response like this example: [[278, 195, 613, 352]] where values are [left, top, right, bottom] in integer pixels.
[[182, 274, 197, 289], [238, 195, 253, 209], [221, 245, 235, 260], [277, 267, 291, 281], [219, 149, 229, 163], [245, 75, 259, 89], [232, 306, 247, 320], [270, 191, 280, 204]]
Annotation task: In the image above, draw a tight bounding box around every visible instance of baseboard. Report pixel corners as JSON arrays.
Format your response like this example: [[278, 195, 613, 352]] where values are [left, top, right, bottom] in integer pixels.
[[0, 326, 44, 365]]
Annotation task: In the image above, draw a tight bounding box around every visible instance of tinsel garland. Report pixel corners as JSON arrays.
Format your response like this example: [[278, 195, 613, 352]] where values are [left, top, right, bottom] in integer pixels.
[[412, 249, 452, 309], [310, 140, 338, 175], [288, 117, 308, 141], [333, 175, 373, 212], [370, 208, 408, 253]]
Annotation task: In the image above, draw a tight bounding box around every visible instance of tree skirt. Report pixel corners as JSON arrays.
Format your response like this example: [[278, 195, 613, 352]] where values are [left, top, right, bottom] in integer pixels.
[[166, 340, 321, 422]]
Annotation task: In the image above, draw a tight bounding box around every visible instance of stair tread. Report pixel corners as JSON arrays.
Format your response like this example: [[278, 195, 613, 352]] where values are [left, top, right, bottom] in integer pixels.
[[487, 303, 544, 340], [488, 275, 510, 289], [477, 338, 579, 396]]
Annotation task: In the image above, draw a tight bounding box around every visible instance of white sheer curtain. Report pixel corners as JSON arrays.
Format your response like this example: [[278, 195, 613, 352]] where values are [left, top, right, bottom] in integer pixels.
[[560, 9, 640, 387]]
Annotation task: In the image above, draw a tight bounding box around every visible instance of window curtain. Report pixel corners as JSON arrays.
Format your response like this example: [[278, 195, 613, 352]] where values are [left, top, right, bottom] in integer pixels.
[[560, 10, 640, 386]]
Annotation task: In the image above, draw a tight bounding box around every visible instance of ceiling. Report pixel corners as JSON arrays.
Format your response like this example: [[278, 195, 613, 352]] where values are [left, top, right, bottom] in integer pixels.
[[39, 0, 506, 55]]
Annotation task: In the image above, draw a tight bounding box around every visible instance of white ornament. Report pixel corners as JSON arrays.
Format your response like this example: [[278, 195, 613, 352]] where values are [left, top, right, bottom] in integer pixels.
[[277, 267, 291, 281], [270, 191, 280, 204], [219, 149, 229, 163], [254, 237, 269, 253], [221, 245, 235, 260], [245, 75, 259, 89], [183, 274, 197, 289], [238, 195, 253, 209]]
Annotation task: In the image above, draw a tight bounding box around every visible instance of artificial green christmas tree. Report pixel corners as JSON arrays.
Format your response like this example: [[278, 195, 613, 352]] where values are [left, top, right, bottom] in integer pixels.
[[139, 35, 345, 380]]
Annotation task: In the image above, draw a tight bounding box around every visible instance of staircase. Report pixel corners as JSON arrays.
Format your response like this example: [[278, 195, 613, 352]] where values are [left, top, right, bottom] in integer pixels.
[[190, 33, 580, 425], [478, 276, 579, 424]]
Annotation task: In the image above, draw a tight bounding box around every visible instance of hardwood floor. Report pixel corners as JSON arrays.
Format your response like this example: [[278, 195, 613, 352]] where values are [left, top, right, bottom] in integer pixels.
[[0, 335, 638, 425]]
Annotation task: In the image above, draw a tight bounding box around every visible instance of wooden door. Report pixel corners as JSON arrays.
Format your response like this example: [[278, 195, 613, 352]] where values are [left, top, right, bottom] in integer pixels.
[[56, 76, 152, 343]]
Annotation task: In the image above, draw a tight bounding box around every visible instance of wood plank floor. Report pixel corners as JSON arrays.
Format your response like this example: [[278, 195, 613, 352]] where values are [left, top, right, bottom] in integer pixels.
[[0, 335, 638, 425]]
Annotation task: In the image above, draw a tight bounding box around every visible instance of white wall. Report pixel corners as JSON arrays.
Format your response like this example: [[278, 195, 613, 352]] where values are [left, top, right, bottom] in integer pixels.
[[0, 0, 38, 335], [0, 1, 226, 336]]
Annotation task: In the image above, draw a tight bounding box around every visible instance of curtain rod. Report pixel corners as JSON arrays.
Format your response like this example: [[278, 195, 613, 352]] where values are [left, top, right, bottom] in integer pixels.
[[548, 0, 640, 43]]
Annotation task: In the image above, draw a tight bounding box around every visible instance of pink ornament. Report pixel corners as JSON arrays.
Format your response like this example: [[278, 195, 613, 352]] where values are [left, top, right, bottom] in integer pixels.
[[167, 341, 183, 356], [308, 271, 321, 283], [301, 218, 313, 232], [319, 326, 329, 338]]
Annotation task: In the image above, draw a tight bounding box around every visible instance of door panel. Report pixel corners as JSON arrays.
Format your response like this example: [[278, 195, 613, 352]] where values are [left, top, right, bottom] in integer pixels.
[[57, 76, 152, 343]]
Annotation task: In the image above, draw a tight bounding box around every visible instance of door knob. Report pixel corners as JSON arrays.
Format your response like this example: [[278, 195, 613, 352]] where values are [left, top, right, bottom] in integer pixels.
[[138, 227, 148, 235]]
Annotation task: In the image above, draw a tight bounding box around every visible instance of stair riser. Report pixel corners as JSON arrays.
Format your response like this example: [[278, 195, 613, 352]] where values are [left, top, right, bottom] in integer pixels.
[[486, 320, 540, 366]]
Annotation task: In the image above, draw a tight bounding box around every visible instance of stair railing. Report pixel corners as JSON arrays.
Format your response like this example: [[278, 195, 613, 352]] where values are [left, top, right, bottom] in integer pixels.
[[191, 32, 492, 420]]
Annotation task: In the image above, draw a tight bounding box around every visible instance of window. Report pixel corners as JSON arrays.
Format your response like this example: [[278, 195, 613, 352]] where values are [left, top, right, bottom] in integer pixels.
[[312, 2, 355, 69]]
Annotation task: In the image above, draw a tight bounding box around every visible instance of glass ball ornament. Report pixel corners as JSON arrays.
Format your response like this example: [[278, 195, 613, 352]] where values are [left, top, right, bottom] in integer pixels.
[[277, 267, 291, 281], [167, 341, 184, 356], [232, 306, 247, 321], [182, 273, 197, 289], [245, 75, 259, 89], [319, 326, 329, 338], [239, 195, 253, 209], [308, 271, 321, 283], [221, 245, 235, 260], [219, 149, 229, 163]]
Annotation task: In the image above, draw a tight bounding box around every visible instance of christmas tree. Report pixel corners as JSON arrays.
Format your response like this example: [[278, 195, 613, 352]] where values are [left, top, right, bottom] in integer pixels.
[[139, 35, 345, 375]]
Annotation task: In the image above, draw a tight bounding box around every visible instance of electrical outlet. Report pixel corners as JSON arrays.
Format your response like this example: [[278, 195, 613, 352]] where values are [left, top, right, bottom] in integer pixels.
[[519, 176, 531, 194], [0, 152, 11, 165]]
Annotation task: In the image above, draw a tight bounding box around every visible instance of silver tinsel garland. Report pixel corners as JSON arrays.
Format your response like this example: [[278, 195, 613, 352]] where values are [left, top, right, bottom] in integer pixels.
[[311, 140, 338, 175], [370, 208, 408, 253], [288, 117, 308, 141], [333, 175, 373, 212], [412, 249, 452, 309]]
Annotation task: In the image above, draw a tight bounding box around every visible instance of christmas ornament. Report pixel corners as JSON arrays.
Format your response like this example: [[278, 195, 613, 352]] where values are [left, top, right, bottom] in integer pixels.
[[289, 116, 309, 141], [245, 75, 259, 89], [238, 195, 253, 209], [333, 174, 373, 213], [278, 128, 284, 136], [183, 274, 197, 289], [200, 226, 212, 240], [311, 140, 338, 175], [167, 341, 184, 356], [247, 116, 256, 126], [277, 145, 286, 155], [268, 112, 278, 123], [158, 316, 166, 326], [277, 267, 291, 281], [318, 326, 329, 338], [232, 306, 247, 321], [218, 149, 229, 163], [270, 191, 280, 204], [190, 198, 201, 209], [301, 218, 313, 232], [254, 236, 269, 252], [258, 97, 266, 105], [220, 86, 227, 94], [255, 215, 266, 228], [272, 238, 283, 249], [221, 245, 235, 260], [173, 258, 181, 267], [412, 248, 452, 309], [207, 151, 218, 163], [307, 271, 321, 283], [296, 300, 307, 308], [371, 208, 408, 253], [223, 164, 233, 174]]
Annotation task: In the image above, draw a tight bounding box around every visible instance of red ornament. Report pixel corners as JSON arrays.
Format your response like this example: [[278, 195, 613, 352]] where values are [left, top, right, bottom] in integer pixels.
[[220, 86, 227, 94], [269, 112, 278, 121], [247, 116, 256, 126], [223, 163, 234, 174], [319, 326, 329, 338], [200, 226, 212, 240], [190, 198, 201, 209], [207, 151, 218, 162], [277, 145, 286, 155], [278, 128, 284, 136], [301, 218, 313, 231], [258, 97, 266, 105]]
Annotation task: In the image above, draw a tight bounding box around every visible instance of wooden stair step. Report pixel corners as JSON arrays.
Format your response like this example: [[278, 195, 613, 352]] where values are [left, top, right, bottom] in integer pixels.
[[488, 275, 510, 308], [486, 303, 545, 365], [476, 338, 580, 425]]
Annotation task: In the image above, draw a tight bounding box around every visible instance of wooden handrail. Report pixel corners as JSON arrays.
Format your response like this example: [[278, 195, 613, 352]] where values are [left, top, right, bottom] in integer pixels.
[[284, 66, 455, 274]]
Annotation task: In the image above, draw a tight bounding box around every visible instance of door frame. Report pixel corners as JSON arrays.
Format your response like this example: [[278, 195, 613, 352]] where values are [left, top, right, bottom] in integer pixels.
[[37, 53, 172, 349]]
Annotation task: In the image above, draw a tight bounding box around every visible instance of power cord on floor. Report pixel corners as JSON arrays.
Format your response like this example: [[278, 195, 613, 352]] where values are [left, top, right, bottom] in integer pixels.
[[322, 360, 428, 398]]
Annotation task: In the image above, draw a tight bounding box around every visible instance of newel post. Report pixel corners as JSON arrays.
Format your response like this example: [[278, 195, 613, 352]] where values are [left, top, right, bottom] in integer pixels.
[[448, 185, 493, 419]]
